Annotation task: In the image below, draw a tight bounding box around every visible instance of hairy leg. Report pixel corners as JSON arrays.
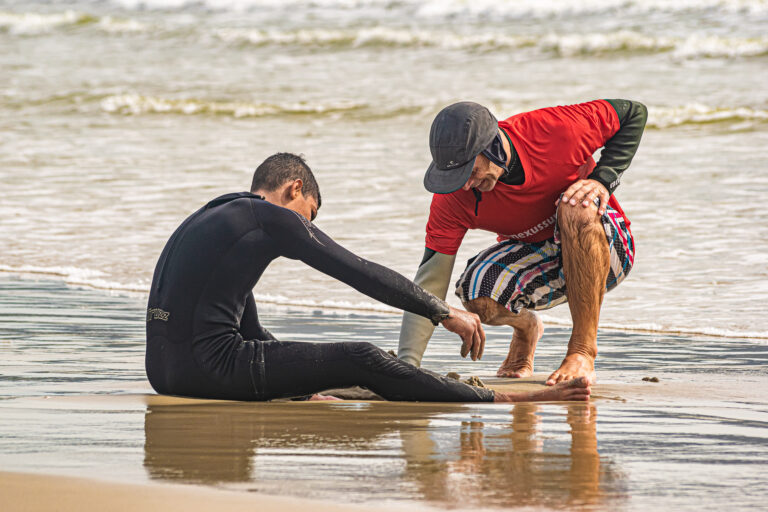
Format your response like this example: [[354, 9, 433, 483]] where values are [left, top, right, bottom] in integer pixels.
[[548, 201, 610, 386], [464, 297, 543, 378]]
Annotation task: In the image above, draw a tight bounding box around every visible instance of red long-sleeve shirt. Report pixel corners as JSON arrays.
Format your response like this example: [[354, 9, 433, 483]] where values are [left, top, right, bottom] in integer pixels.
[[425, 100, 629, 255]]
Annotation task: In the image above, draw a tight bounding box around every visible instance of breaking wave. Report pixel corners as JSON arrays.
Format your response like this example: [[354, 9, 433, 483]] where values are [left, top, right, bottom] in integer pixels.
[[76, 0, 768, 17], [2, 10, 766, 60], [100, 94, 370, 118], [0, 10, 147, 35], [214, 26, 537, 51], [97, 94, 768, 131], [209, 29, 768, 59], [647, 104, 768, 129]]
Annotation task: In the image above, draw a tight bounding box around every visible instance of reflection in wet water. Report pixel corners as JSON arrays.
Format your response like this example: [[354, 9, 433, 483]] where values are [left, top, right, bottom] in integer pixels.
[[143, 401, 625, 508]]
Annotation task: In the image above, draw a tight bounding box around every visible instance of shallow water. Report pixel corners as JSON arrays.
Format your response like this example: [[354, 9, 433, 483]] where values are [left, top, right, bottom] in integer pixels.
[[1, 0, 767, 337], [1, 277, 767, 511]]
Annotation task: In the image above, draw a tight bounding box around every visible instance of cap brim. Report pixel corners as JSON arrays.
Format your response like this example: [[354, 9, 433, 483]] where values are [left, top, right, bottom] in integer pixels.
[[423, 157, 475, 194]]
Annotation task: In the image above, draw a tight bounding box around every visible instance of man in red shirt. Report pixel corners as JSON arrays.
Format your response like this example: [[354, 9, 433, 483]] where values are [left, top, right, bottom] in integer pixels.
[[398, 100, 647, 385]]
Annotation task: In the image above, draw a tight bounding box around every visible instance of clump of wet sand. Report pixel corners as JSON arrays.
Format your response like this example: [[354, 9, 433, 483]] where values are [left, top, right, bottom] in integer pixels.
[[464, 376, 486, 388], [445, 372, 485, 388]]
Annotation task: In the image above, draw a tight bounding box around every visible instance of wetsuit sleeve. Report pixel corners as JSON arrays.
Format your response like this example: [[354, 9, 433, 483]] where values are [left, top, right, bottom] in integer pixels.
[[587, 99, 648, 195], [398, 249, 457, 367], [263, 207, 451, 325]]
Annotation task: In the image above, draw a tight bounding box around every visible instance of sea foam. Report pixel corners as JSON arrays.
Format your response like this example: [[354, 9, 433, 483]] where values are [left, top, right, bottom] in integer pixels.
[[5, 12, 765, 61], [647, 104, 768, 129], [0, 11, 147, 35], [96, 93, 768, 132], [1, 264, 766, 340], [99, 94, 367, 117], [97, 0, 768, 16]]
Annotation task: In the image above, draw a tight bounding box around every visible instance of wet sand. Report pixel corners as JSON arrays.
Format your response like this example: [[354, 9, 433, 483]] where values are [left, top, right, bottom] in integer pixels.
[[2, 276, 768, 511], [0, 471, 405, 512]]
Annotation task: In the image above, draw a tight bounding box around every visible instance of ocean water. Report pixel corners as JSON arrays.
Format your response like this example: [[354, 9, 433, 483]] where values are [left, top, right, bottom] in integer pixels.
[[1, 0, 767, 340]]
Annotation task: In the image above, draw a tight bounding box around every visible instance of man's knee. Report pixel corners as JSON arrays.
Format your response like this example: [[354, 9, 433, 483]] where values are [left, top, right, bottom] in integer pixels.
[[557, 201, 602, 240], [463, 296, 502, 324]]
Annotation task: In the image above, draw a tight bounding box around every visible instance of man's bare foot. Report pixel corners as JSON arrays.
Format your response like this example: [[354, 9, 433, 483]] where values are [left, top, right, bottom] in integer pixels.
[[308, 393, 342, 401], [494, 376, 591, 402], [545, 353, 596, 386], [496, 311, 544, 378]]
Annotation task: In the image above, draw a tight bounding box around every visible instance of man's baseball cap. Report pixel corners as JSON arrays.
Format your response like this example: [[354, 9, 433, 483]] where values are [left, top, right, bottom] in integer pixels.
[[423, 101, 498, 194]]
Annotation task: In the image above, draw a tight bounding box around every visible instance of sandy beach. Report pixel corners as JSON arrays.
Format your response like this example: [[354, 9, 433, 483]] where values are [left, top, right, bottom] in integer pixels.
[[0, 471, 410, 512]]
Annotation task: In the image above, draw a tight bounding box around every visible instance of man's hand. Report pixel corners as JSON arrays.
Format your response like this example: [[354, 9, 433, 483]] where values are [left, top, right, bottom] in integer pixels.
[[441, 306, 486, 360], [558, 179, 609, 215]]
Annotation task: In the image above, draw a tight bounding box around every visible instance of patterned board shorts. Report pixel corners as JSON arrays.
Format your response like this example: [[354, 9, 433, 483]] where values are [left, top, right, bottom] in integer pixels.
[[455, 202, 635, 313]]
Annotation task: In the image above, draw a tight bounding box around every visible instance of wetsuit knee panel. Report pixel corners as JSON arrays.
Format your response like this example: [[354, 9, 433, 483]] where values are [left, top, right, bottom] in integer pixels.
[[341, 342, 417, 379]]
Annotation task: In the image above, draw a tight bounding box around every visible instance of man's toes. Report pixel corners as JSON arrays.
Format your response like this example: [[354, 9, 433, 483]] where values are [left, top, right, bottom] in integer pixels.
[[498, 365, 530, 378]]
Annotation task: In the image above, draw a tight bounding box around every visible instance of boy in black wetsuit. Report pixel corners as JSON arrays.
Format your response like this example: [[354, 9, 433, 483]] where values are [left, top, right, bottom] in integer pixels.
[[145, 153, 591, 403]]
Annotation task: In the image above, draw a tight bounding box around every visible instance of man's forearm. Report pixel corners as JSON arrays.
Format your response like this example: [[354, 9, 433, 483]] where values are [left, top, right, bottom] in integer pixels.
[[398, 249, 456, 367], [588, 99, 648, 195]]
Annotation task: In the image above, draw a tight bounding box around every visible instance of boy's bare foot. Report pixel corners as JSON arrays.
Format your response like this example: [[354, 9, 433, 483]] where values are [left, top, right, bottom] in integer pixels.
[[497, 311, 544, 378], [494, 376, 591, 402]]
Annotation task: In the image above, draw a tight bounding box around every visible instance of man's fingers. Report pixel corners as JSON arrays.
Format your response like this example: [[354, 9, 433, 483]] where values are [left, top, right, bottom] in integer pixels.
[[598, 191, 609, 215], [575, 186, 593, 204], [576, 185, 597, 205], [582, 187, 599, 207], [562, 181, 586, 204], [562, 180, 586, 200], [470, 329, 479, 360]]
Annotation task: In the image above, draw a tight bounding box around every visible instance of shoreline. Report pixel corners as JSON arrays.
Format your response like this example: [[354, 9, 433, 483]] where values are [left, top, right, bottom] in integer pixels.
[[1, 269, 766, 341]]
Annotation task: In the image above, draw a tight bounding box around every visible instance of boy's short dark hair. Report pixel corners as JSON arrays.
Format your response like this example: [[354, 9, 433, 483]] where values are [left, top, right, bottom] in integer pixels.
[[250, 152, 321, 207]]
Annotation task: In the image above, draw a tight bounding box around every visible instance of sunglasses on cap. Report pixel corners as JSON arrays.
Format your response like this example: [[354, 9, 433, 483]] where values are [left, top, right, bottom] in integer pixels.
[[480, 132, 508, 172]]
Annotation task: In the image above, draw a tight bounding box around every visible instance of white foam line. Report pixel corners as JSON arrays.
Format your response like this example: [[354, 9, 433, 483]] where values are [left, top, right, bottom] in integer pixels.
[[1, 265, 766, 340], [0, 265, 149, 294]]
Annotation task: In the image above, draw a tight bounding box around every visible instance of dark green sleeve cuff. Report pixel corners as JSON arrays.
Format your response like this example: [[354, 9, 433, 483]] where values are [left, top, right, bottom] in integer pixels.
[[593, 99, 648, 195], [587, 166, 621, 195]]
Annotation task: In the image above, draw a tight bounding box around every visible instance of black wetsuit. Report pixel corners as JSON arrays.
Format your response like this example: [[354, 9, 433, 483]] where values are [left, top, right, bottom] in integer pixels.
[[145, 192, 494, 402]]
